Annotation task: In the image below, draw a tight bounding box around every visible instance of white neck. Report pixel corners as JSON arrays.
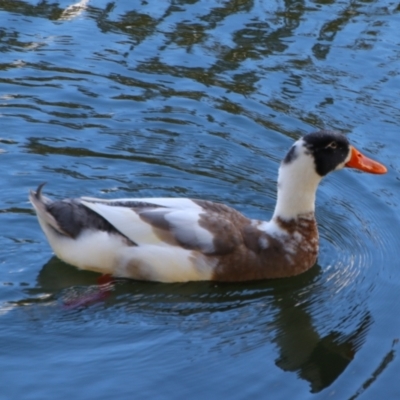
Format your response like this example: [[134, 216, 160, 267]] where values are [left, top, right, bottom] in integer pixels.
[[272, 144, 322, 220]]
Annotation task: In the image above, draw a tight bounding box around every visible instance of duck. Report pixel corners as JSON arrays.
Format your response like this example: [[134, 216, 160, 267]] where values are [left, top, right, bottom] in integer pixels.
[[29, 131, 387, 283]]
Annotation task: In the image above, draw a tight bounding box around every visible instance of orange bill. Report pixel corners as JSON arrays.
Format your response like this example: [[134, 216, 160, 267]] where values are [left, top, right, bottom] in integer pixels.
[[345, 146, 387, 174]]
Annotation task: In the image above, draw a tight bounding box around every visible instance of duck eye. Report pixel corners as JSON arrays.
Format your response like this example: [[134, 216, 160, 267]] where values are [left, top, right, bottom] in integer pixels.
[[326, 141, 337, 149]]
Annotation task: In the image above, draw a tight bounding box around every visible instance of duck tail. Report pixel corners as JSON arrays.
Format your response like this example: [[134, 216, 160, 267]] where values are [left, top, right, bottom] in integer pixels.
[[29, 183, 69, 236]]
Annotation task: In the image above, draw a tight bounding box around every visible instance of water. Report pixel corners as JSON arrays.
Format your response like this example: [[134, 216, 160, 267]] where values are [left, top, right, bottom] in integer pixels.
[[1, 0, 400, 398]]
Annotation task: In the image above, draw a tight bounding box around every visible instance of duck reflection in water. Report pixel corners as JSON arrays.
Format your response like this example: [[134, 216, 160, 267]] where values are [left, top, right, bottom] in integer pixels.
[[25, 257, 371, 394], [271, 287, 371, 393]]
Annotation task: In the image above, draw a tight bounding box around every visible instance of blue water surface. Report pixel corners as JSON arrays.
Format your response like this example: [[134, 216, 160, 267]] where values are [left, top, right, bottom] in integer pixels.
[[1, 0, 400, 399]]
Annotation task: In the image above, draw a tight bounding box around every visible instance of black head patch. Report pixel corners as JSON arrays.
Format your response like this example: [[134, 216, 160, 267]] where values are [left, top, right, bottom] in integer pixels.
[[302, 130, 350, 176]]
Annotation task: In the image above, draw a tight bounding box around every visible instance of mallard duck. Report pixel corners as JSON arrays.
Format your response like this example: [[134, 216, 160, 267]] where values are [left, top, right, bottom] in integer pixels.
[[30, 131, 386, 282]]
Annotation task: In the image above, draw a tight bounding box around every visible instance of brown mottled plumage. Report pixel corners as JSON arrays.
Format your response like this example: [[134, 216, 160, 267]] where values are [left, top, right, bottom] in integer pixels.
[[211, 215, 318, 281]]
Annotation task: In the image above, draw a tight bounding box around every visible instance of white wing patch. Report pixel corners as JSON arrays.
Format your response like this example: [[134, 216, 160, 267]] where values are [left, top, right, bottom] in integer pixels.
[[164, 210, 215, 253], [80, 200, 164, 246], [80, 199, 215, 253]]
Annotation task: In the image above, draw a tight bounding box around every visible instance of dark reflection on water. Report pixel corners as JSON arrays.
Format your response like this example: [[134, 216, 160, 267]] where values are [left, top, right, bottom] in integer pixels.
[[11, 256, 372, 393], [271, 287, 371, 393]]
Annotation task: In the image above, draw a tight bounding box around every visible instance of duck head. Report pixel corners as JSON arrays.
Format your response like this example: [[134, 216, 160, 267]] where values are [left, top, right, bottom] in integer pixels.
[[273, 130, 387, 220]]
